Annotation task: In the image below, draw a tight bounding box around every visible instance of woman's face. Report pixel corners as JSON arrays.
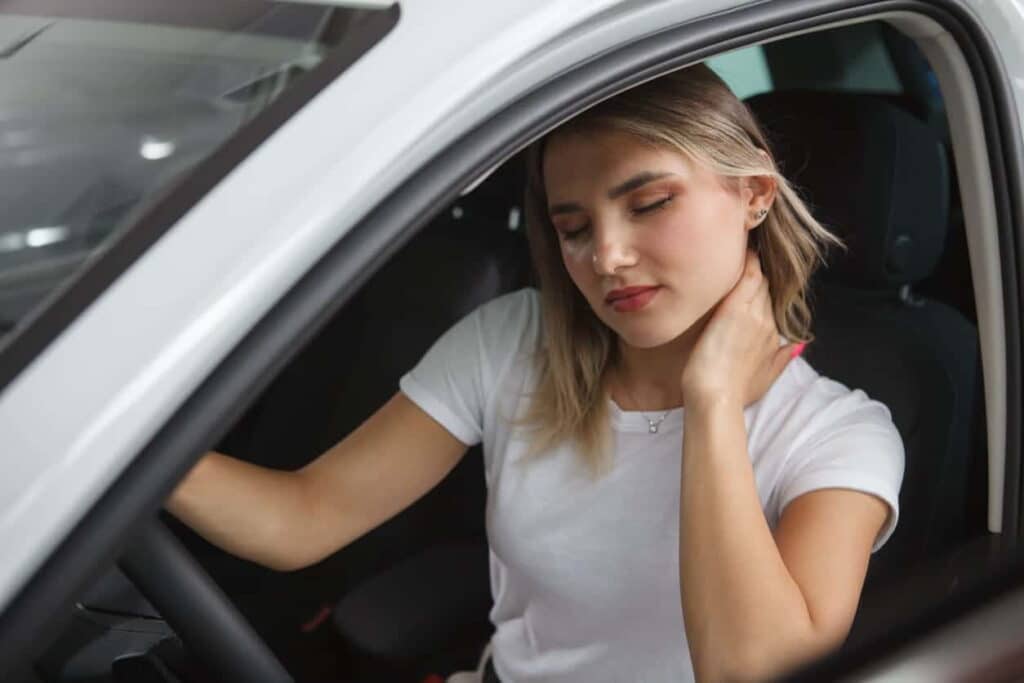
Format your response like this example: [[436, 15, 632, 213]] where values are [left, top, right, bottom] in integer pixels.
[[543, 128, 763, 350]]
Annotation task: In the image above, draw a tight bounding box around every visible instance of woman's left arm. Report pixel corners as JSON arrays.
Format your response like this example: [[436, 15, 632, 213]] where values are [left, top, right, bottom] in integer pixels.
[[679, 398, 889, 683], [678, 250, 889, 682]]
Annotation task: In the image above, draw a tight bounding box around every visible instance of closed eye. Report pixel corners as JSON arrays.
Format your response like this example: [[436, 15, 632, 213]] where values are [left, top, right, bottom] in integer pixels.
[[632, 195, 673, 215], [559, 223, 590, 241]]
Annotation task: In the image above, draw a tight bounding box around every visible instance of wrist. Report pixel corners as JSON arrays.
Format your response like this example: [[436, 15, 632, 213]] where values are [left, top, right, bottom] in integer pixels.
[[683, 388, 743, 414]]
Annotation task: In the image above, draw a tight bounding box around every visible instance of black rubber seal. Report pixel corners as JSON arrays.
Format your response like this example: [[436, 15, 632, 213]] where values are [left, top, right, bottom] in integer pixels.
[[0, 0, 1019, 680]]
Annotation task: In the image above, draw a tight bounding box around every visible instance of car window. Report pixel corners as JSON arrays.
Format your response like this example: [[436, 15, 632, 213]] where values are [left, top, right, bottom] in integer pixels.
[[706, 45, 773, 99], [0, 1, 387, 343], [763, 22, 902, 93], [710, 22, 903, 100]]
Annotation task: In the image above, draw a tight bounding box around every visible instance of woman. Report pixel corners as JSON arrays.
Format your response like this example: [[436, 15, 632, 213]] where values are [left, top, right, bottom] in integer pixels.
[[168, 64, 904, 682]]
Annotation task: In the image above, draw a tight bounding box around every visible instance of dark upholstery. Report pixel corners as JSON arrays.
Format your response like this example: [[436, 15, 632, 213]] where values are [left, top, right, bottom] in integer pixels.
[[333, 542, 491, 660], [747, 91, 981, 580], [747, 91, 950, 289]]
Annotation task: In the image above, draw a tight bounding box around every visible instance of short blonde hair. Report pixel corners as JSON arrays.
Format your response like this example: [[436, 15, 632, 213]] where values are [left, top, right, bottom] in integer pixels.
[[520, 63, 843, 475]]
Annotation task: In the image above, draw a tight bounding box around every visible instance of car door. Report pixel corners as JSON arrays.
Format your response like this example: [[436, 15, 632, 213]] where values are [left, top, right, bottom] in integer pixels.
[[1, 0, 1021, 681]]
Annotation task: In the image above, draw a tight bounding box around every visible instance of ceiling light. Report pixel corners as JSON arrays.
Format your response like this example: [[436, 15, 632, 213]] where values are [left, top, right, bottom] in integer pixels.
[[140, 136, 175, 160], [25, 226, 69, 248]]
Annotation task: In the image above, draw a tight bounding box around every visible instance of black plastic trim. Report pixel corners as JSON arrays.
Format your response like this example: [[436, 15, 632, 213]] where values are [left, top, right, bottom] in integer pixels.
[[0, 5, 400, 397], [0, 0, 1019, 679]]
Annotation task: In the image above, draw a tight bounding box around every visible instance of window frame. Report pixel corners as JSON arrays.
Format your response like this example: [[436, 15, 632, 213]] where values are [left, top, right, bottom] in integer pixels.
[[0, 0, 1019, 678]]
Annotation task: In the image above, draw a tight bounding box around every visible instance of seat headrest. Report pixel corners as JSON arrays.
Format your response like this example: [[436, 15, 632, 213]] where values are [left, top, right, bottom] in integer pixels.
[[746, 91, 949, 288]]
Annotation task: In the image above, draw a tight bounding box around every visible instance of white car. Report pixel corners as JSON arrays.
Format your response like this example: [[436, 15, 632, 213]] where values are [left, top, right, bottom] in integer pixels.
[[0, 1, 1022, 681]]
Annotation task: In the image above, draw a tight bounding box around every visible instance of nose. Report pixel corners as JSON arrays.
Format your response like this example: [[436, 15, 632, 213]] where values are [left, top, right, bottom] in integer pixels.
[[591, 224, 636, 275]]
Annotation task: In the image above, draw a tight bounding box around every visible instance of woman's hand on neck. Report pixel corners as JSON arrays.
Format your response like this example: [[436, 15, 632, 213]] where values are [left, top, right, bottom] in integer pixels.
[[679, 251, 802, 409]]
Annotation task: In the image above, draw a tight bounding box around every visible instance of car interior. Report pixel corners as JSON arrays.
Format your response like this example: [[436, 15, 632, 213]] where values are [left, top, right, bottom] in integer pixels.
[[29, 19, 992, 683]]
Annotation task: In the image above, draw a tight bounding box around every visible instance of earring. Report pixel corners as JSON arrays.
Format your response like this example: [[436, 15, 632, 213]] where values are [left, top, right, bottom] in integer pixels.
[[755, 208, 768, 220]]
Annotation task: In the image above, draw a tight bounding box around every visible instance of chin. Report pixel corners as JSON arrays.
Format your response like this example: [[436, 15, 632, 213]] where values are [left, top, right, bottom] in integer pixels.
[[611, 318, 698, 350]]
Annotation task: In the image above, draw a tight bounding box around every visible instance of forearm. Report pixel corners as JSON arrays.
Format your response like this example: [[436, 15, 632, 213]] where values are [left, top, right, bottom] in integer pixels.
[[166, 452, 316, 572], [679, 398, 828, 682]]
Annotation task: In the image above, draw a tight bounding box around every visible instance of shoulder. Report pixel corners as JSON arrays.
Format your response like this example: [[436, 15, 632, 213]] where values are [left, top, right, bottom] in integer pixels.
[[475, 287, 540, 324], [767, 357, 896, 438], [754, 356, 905, 476], [471, 287, 542, 351], [764, 358, 906, 551], [761, 356, 905, 490]]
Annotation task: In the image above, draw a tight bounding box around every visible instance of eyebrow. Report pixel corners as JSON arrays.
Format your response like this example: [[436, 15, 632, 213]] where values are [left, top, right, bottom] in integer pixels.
[[547, 171, 675, 216]]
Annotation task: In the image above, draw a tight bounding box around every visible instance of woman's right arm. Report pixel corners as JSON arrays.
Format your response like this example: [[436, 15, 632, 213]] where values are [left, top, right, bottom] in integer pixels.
[[166, 392, 470, 572]]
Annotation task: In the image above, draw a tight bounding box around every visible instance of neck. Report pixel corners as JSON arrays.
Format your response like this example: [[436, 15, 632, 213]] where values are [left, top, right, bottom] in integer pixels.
[[611, 312, 711, 411]]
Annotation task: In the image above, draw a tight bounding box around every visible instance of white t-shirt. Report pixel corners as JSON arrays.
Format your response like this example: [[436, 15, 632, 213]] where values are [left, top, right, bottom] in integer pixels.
[[399, 288, 904, 683]]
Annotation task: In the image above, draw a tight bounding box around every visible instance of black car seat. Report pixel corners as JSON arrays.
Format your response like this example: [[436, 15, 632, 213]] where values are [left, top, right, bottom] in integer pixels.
[[745, 91, 983, 586]]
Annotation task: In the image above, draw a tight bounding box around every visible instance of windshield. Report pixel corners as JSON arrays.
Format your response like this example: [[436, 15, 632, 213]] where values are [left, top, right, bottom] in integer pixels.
[[0, 0, 388, 343]]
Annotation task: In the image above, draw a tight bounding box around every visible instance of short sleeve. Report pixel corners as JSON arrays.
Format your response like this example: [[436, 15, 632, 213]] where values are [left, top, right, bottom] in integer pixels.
[[775, 391, 906, 553], [399, 289, 538, 448]]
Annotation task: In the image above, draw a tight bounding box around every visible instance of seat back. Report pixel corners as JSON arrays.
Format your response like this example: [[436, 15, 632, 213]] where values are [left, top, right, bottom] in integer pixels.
[[746, 91, 982, 580]]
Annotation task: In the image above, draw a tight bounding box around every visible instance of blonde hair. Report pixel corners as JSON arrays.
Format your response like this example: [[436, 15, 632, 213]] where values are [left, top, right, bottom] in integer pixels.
[[520, 63, 843, 475]]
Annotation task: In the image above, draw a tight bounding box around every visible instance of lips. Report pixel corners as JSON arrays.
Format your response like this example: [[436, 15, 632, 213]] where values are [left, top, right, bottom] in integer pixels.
[[605, 285, 661, 312]]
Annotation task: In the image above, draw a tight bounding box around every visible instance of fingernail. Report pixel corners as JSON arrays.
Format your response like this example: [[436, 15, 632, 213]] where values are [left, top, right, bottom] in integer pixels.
[[790, 342, 807, 359]]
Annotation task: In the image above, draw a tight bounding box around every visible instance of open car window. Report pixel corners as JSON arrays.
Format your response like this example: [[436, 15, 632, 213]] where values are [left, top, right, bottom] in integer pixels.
[[0, 0, 390, 347]]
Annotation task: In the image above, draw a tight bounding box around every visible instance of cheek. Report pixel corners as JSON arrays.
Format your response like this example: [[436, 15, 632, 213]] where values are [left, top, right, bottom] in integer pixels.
[[654, 203, 747, 287], [559, 237, 590, 263], [559, 242, 594, 290]]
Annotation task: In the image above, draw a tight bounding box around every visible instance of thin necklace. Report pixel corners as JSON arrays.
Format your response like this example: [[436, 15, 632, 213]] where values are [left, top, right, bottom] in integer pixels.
[[641, 409, 672, 434], [615, 372, 674, 434]]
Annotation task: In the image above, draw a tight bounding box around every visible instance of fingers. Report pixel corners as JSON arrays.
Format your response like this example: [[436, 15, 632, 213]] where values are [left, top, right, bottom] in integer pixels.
[[746, 253, 771, 312], [726, 251, 775, 334], [746, 256, 777, 344], [723, 250, 764, 308], [743, 248, 763, 283]]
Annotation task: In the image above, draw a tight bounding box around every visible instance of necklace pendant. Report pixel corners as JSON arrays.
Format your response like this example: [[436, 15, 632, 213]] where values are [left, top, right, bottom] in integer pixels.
[[648, 423, 659, 434]]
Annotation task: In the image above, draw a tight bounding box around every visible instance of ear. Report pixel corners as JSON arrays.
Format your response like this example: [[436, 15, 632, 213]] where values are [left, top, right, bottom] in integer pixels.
[[743, 169, 778, 231]]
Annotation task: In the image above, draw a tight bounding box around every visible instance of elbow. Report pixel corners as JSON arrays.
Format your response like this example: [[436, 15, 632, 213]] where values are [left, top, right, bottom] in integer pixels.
[[706, 625, 846, 683], [261, 536, 339, 572], [261, 528, 339, 573], [256, 533, 318, 572], [716, 646, 790, 683], [708, 642, 784, 683], [262, 554, 312, 573], [261, 472, 340, 573]]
